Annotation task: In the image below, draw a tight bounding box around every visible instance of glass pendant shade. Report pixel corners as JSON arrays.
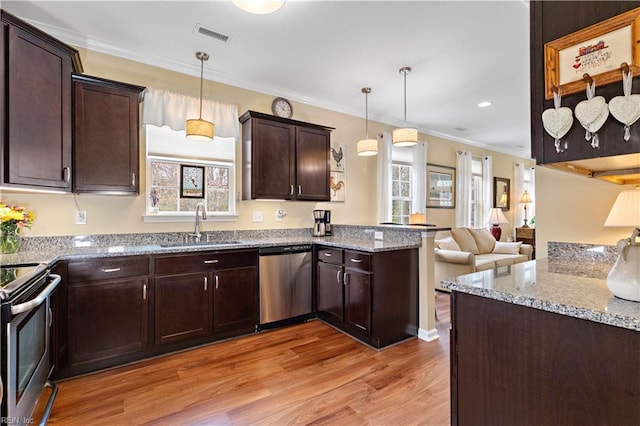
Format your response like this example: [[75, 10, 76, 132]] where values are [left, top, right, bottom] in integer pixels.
[[186, 119, 214, 141], [392, 127, 418, 146], [231, 0, 285, 14], [186, 51, 214, 141], [357, 138, 378, 156]]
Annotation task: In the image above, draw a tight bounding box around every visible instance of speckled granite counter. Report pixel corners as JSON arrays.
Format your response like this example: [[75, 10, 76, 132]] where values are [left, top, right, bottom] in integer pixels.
[[440, 258, 639, 331], [1, 225, 447, 268]]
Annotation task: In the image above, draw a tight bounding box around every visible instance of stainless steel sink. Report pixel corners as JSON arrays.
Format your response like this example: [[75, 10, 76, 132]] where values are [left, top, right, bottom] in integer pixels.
[[158, 240, 241, 248]]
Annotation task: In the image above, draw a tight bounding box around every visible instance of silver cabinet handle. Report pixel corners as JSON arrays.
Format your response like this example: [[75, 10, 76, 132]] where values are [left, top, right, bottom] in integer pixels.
[[142, 284, 147, 300], [204, 276, 208, 291], [48, 307, 53, 328], [215, 275, 219, 289], [323, 252, 332, 257], [203, 259, 219, 264], [336, 270, 342, 284], [290, 185, 294, 196], [349, 258, 363, 263], [101, 267, 121, 273], [344, 272, 350, 285], [297, 184, 301, 195], [131, 173, 136, 186], [63, 167, 71, 183]]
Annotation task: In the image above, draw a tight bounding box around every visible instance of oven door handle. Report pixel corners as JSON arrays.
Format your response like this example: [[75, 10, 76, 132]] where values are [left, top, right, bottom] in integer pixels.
[[11, 274, 61, 315]]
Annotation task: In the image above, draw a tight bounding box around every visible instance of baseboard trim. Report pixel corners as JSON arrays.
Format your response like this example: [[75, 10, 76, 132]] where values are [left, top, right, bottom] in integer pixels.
[[418, 327, 439, 342]]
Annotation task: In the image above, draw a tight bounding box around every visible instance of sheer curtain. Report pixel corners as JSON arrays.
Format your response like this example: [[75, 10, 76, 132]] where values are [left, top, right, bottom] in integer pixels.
[[483, 156, 493, 227], [377, 132, 392, 223], [528, 167, 536, 221], [513, 163, 525, 228], [142, 88, 240, 138], [456, 150, 472, 227], [412, 142, 427, 214]]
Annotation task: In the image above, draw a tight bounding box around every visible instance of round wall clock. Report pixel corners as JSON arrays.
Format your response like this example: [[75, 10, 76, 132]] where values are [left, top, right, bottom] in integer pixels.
[[271, 97, 293, 118]]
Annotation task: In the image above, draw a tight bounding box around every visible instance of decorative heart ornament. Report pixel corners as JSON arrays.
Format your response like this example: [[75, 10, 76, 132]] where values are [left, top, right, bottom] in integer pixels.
[[575, 96, 608, 129], [609, 94, 640, 126], [542, 107, 573, 139], [588, 106, 609, 133]]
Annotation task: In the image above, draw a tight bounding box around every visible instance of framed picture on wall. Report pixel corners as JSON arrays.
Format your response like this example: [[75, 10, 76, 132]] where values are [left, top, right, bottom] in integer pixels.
[[426, 163, 455, 209], [180, 165, 205, 198]]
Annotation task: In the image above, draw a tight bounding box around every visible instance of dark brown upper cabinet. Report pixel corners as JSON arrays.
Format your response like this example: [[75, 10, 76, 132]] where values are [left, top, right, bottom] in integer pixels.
[[72, 74, 144, 194], [240, 110, 333, 201], [1, 10, 82, 191]]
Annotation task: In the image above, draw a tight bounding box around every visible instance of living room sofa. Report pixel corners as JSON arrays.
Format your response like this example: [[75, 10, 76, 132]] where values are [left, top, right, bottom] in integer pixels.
[[434, 227, 533, 291]]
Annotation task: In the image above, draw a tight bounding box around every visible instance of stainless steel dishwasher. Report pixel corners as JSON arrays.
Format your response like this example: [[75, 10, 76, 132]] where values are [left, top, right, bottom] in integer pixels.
[[258, 244, 312, 328]]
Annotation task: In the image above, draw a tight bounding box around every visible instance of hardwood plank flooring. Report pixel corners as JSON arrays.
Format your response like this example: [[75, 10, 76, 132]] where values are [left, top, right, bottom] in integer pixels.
[[47, 292, 451, 425]]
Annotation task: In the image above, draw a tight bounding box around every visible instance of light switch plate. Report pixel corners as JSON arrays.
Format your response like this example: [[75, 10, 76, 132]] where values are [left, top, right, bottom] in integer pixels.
[[252, 211, 263, 222]]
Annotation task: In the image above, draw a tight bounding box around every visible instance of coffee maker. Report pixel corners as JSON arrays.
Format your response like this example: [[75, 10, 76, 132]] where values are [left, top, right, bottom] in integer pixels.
[[313, 210, 331, 237]]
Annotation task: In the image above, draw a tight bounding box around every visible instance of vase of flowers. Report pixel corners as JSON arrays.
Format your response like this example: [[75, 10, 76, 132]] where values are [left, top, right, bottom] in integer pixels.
[[0, 201, 35, 254]]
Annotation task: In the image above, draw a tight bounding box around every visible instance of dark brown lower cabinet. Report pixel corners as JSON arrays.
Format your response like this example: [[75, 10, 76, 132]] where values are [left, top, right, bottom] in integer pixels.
[[451, 291, 640, 425], [315, 246, 417, 348], [155, 272, 210, 344], [213, 267, 258, 334]]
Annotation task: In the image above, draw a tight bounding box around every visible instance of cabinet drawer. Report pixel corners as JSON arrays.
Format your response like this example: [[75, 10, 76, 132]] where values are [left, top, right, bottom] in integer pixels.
[[345, 250, 371, 271], [154, 249, 258, 275], [68, 256, 149, 283], [317, 247, 343, 265], [516, 228, 535, 239]]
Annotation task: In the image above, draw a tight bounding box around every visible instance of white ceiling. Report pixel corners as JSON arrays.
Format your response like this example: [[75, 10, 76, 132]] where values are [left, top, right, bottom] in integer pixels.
[[4, 0, 532, 158]]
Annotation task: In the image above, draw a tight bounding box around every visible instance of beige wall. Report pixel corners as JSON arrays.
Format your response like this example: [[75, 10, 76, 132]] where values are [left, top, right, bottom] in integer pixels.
[[534, 166, 634, 258], [4, 48, 532, 238]]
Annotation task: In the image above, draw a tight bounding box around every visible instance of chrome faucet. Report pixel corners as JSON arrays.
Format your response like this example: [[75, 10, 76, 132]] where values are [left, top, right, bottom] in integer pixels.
[[190, 202, 207, 242]]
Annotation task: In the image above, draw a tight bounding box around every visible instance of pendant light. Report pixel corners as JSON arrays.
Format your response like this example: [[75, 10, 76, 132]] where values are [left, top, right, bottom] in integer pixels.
[[186, 51, 214, 141], [357, 87, 378, 156], [392, 66, 418, 147]]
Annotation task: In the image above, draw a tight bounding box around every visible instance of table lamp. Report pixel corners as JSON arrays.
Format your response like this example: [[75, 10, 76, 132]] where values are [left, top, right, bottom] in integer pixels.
[[409, 213, 427, 225], [604, 186, 640, 302], [487, 208, 509, 241], [520, 190, 533, 228]]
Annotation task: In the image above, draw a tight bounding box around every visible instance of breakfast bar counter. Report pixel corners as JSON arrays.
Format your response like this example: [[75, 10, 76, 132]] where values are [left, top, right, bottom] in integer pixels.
[[441, 258, 639, 425]]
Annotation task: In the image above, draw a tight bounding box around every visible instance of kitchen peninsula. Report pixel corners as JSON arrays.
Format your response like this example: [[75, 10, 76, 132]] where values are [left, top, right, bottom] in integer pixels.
[[442, 256, 640, 425]]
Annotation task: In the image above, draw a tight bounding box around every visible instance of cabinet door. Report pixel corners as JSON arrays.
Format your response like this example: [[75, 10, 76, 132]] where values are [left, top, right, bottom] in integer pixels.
[[213, 266, 258, 334], [155, 272, 210, 344], [5, 25, 72, 189], [316, 261, 343, 322], [73, 76, 142, 194], [251, 118, 295, 199], [295, 126, 330, 201], [67, 278, 148, 366], [344, 268, 372, 335]]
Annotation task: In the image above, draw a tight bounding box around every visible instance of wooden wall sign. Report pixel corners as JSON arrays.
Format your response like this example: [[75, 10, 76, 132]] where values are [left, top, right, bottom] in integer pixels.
[[544, 7, 640, 100]]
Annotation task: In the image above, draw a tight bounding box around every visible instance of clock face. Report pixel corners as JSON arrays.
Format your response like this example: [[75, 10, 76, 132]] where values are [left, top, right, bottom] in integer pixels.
[[272, 97, 293, 118]]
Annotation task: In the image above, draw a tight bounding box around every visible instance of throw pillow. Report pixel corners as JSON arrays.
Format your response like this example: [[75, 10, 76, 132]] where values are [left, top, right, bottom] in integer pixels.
[[435, 236, 461, 251], [451, 228, 480, 254], [492, 241, 522, 254], [470, 228, 497, 254]]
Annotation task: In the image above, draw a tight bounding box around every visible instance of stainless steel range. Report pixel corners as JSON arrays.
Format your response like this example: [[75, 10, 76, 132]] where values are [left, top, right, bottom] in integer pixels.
[[0, 263, 60, 425]]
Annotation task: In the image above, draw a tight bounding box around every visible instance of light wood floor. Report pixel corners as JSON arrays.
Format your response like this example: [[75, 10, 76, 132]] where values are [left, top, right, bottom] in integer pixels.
[[47, 292, 451, 425]]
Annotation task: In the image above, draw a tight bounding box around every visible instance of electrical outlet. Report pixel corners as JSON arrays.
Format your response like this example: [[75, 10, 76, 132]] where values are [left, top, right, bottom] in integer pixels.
[[252, 211, 263, 222], [75, 210, 87, 225]]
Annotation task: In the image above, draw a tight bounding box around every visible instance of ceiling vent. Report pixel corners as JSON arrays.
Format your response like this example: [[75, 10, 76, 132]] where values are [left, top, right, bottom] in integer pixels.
[[194, 24, 230, 43]]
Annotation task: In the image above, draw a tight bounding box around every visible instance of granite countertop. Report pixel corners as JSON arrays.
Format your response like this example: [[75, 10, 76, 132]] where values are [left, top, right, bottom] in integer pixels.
[[440, 258, 640, 331], [0, 226, 436, 268]]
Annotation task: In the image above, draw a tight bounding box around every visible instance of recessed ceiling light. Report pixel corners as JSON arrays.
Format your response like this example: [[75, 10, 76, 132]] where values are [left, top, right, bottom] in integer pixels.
[[477, 101, 492, 108]]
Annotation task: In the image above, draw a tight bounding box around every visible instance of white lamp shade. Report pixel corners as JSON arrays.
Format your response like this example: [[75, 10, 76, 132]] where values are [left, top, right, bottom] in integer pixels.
[[357, 138, 378, 156], [231, 0, 285, 14], [186, 119, 214, 141], [520, 190, 533, 204], [409, 213, 427, 224], [604, 187, 640, 228], [487, 207, 509, 225], [392, 127, 418, 147]]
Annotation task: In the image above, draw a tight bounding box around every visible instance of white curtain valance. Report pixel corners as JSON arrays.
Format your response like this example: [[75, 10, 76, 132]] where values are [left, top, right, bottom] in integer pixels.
[[142, 88, 239, 138]]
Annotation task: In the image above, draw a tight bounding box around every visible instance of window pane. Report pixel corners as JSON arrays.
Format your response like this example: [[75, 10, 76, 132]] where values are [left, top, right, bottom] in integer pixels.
[[156, 188, 178, 211], [392, 181, 399, 197], [180, 198, 200, 212], [207, 167, 229, 189], [401, 182, 411, 197], [152, 162, 178, 187], [392, 166, 399, 180], [207, 190, 229, 211]]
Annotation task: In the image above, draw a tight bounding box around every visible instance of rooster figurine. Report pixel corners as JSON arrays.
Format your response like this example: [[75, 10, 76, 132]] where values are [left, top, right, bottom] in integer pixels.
[[330, 146, 343, 168], [330, 176, 344, 197]]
